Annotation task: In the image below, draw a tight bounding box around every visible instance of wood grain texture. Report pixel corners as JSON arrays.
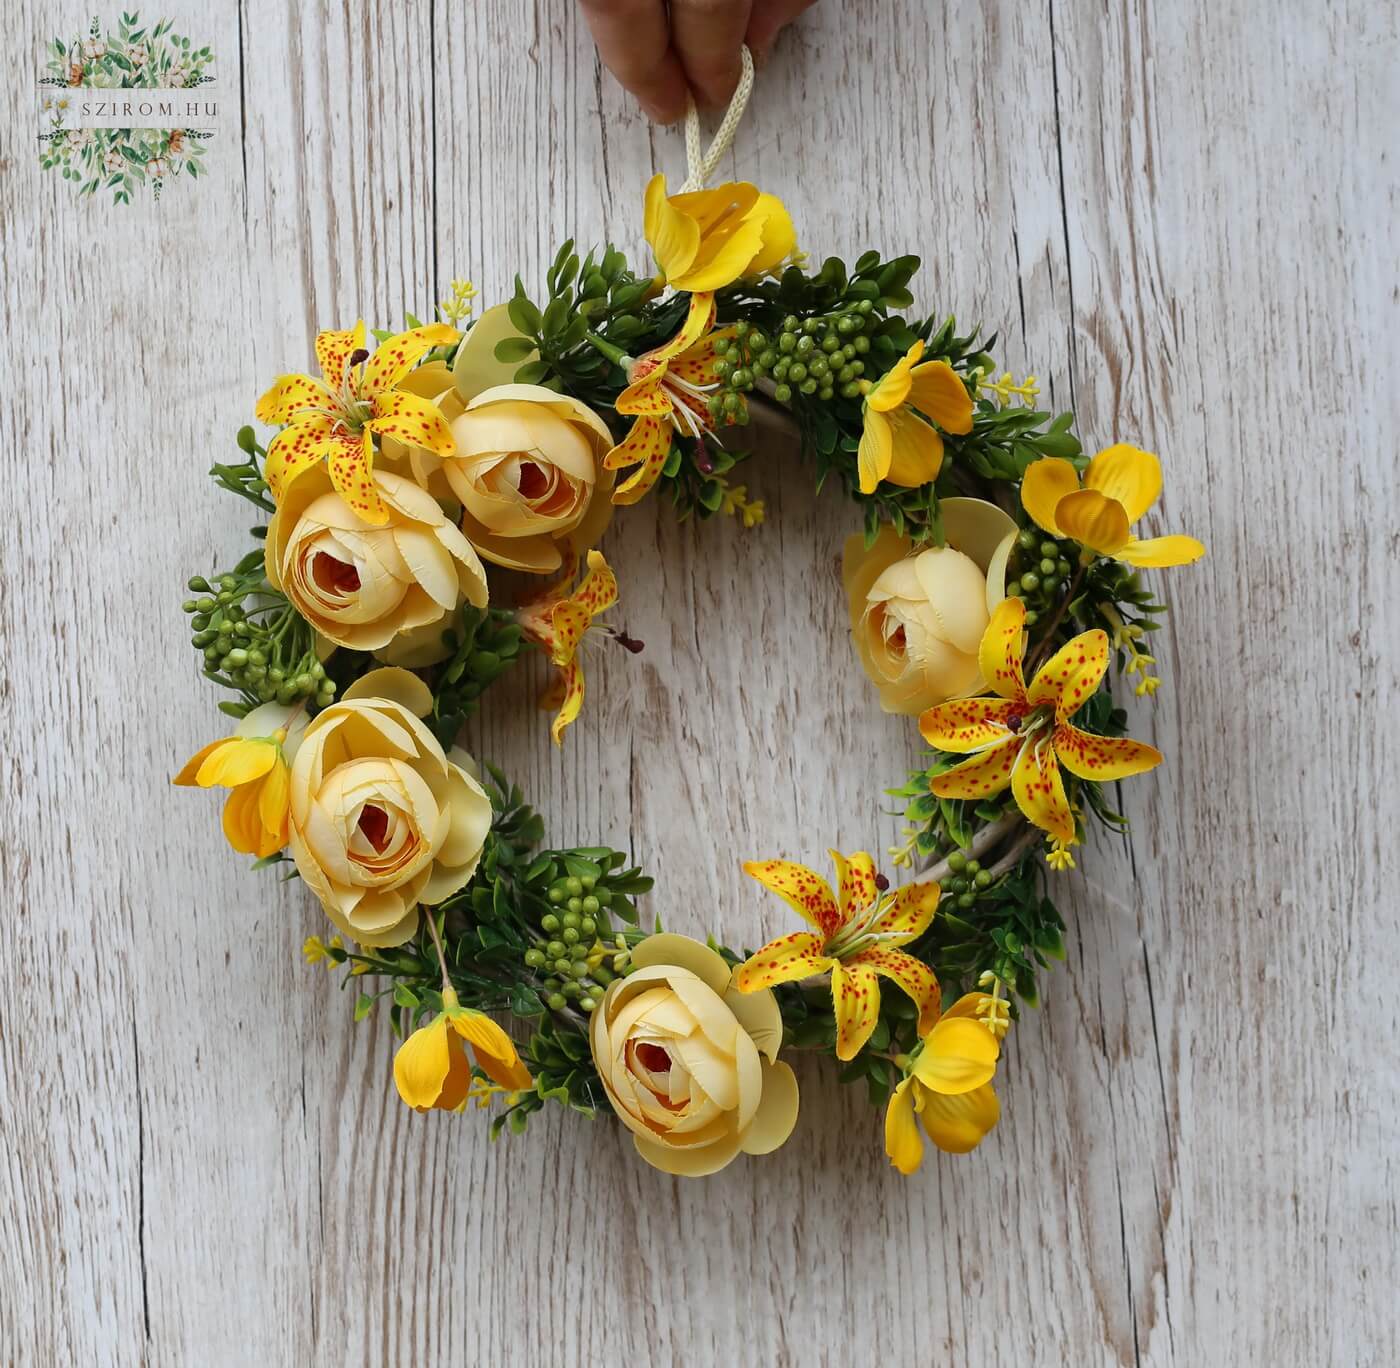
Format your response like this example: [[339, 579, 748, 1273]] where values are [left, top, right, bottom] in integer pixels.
[[2, 0, 1395, 1364]]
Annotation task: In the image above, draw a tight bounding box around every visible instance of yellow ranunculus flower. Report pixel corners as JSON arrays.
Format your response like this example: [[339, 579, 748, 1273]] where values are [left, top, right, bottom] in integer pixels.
[[173, 701, 306, 857], [286, 668, 492, 947], [1021, 445, 1205, 567], [265, 464, 487, 662], [643, 174, 795, 291], [590, 933, 799, 1176], [394, 988, 532, 1111], [885, 993, 1004, 1171], [843, 498, 1019, 714], [858, 340, 974, 494]]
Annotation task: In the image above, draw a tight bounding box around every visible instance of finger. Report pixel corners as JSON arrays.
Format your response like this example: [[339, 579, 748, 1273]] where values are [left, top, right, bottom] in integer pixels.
[[745, 0, 817, 62], [670, 0, 754, 109], [579, 0, 690, 123]]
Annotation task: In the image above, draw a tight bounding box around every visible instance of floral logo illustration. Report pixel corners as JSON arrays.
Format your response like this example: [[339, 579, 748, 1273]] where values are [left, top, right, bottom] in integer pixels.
[[38, 12, 215, 205]]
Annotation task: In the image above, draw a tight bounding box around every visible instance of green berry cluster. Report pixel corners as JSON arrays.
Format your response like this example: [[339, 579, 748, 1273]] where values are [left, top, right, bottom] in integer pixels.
[[943, 850, 996, 909], [521, 873, 621, 1015], [183, 565, 332, 710], [712, 301, 877, 414], [1010, 528, 1077, 627]]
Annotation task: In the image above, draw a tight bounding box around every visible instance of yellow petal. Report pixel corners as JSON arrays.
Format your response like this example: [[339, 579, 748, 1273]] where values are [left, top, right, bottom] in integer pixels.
[[1054, 488, 1131, 554], [450, 1010, 531, 1091], [256, 758, 291, 846], [654, 291, 716, 361], [1019, 457, 1080, 536], [930, 736, 1022, 801], [368, 390, 455, 458], [1083, 443, 1161, 522], [196, 737, 275, 788], [393, 1017, 452, 1110], [832, 961, 881, 1061], [857, 409, 893, 494], [1026, 628, 1109, 716], [732, 932, 832, 992], [263, 415, 336, 501], [173, 739, 224, 786], [1010, 737, 1076, 843], [361, 323, 460, 396], [738, 1058, 800, 1155], [919, 695, 1023, 753], [723, 985, 784, 1062], [1114, 533, 1206, 568], [549, 660, 586, 746], [1054, 721, 1162, 781], [747, 194, 796, 276], [920, 1082, 1000, 1153], [632, 932, 732, 996], [220, 781, 265, 855], [324, 427, 389, 527], [643, 174, 700, 284], [742, 859, 842, 937], [605, 416, 671, 506], [978, 597, 1029, 701], [849, 947, 941, 1036], [906, 359, 973, 434], [829, 849, 879, 920], [883, 409, 944, 488], [867, 342, 922, 412], [314, 323, 366, 388], [342, 666, 435, 716], [912, 1016, 999, 1094], [885, 1076, 925, 1175], [255, 372, 335, 425], [864, 883, 941, 948]]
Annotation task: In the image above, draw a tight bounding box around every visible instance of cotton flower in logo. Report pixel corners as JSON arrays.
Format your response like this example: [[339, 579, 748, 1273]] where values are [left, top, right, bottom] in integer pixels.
[[589, 933, 799, 1176], [734, 851, 942, 1060], [168, 62, 190, 87], [82, 38, 106, 61]]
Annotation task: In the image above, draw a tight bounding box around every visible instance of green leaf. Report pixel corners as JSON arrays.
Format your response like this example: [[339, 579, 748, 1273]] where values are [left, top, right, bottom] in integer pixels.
[[353, 994, 374, 1022], [493, 336, 535, 364]]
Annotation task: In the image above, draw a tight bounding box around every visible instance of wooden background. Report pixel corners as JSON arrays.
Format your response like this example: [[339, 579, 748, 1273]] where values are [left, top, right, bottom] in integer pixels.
[[3, 1, 1396, 1363]]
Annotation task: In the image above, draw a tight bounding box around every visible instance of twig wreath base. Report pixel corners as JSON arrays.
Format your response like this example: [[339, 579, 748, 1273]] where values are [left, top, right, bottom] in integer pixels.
[[175, 63, 1203, 1176]]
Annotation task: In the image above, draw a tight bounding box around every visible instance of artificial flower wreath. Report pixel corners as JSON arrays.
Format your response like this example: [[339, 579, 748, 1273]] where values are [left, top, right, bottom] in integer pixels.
[[176, 65, 1202, 1177]]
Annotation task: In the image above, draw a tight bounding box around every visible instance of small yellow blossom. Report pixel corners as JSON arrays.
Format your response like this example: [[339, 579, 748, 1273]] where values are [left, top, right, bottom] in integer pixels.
[[719, 482, 765, 528], [644, 175, 796, 291], [1021, 444, 1205, 567], [174, 719, 294, 858], [437, 278, 478, 326], [1045, 838, 1077, 871], [858, 340, 974, 494], [393, 988, 531, 1112], [978, 370, 1041, 407]]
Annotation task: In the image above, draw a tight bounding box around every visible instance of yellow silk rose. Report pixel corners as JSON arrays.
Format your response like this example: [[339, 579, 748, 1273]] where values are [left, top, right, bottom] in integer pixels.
[[590, 933, 799, 1176], [265, 465, 487, 662], [286, 668, 492, 947], [842, 497, 1019, 714]]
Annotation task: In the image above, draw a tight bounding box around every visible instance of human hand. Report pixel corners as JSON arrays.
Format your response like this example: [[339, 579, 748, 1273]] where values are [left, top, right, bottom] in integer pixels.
[[579, 0, 818, 123]]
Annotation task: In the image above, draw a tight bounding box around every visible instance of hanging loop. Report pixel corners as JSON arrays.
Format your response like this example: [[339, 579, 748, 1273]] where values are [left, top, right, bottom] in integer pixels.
[[678, 45, 755, 192]]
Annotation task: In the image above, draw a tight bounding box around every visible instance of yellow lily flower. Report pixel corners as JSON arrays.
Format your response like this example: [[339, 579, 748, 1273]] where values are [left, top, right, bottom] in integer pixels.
[[733, 851, 942, 1061], [257, 321, 460, 526], [644, 174, 795, 292], [884, 993, 1003, 1171], [516, 550, 619, 745], [393, 988, 532, 1112], [1021, 444, 1205, 566], [173, 729, 291, 858], [858, 340, 974, 494], [604, 292, 730, 505], [920, 597, 1161, 844]]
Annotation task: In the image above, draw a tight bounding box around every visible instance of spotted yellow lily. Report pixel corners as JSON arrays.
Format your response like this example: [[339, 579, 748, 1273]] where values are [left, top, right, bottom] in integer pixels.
[[257, 321, 459, 526], [920, 597, 1161, 843], [858, 340, 974, 494], [644, 175, 795, 292], [1021, 444, 1205, 566], [604, 293, 729, 505], [884, 992, 1003, 1170], [517, 550, 619, 745], [733, 851, 941, 1061]]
